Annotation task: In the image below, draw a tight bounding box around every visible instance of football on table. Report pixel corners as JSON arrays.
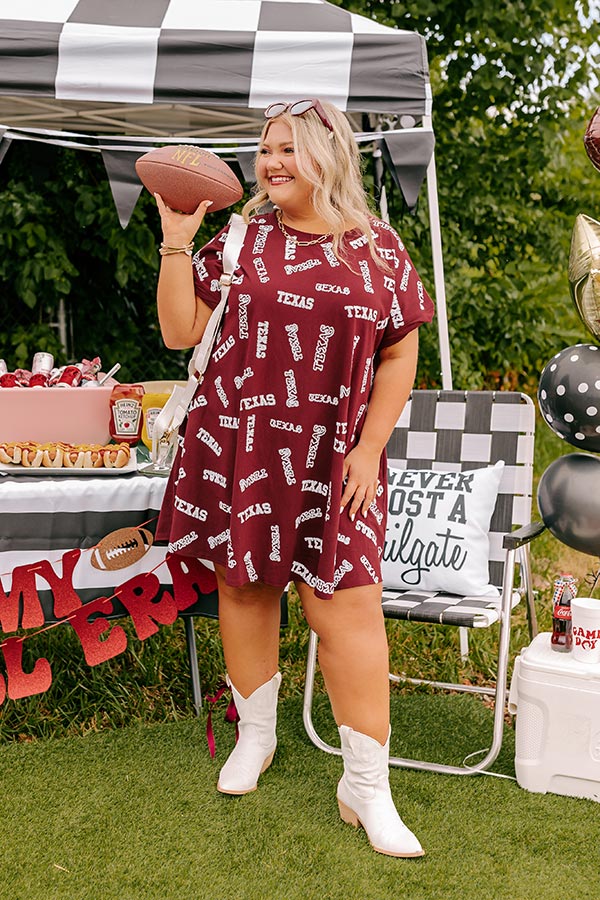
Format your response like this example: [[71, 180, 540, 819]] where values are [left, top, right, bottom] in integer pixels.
[[135, 145, 244, 214]]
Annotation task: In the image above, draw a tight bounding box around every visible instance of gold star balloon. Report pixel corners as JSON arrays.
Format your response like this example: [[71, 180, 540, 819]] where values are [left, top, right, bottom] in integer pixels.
[[568, 213, 600, 341]]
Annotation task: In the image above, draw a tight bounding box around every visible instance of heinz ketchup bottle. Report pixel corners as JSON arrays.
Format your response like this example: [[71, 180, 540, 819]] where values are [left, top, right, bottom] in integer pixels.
[[109, 384, 145, 445]]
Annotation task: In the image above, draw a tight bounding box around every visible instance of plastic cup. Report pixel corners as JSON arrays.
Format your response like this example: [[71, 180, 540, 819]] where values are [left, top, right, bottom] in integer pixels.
[[571, 597, 600, 664]]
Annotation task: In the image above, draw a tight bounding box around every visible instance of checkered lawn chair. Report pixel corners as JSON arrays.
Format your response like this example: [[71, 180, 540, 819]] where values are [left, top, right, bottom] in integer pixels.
[[303, 390, 542, 775]]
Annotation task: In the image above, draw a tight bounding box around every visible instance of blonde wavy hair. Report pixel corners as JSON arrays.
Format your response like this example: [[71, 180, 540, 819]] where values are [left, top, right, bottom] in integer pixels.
[[242, 100, 385, 269]]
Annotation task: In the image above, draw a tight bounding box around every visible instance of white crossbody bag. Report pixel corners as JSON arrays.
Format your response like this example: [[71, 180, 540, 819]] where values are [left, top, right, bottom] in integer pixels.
[[147, 213, 248, 470]]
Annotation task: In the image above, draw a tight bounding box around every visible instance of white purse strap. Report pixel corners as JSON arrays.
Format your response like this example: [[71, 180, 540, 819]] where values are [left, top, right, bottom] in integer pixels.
[[187, 212, 248, 380], [151, 213, 248, 458]]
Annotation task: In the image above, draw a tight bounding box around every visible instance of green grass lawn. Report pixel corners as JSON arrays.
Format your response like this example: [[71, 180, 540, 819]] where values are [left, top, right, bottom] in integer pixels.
[[1, 405, 599, 899], [2, 695, 600, 900]]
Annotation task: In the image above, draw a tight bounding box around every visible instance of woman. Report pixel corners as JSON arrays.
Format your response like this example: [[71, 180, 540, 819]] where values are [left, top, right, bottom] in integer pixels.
[[155, 99, 434, 858]]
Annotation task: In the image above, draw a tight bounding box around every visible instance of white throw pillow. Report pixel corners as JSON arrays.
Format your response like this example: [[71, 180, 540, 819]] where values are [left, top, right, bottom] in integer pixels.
[[381, 461, 505, 597]]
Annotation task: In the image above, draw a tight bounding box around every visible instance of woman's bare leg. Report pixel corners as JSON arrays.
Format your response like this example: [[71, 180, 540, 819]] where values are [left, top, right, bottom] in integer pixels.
[[214, 564, 284, 697], [296, 580, 389, 744], [297, 580, 424, 857]]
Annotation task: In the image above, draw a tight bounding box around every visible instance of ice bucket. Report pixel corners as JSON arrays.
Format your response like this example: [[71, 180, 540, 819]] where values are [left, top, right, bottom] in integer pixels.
[[0, 386, 113, 445]]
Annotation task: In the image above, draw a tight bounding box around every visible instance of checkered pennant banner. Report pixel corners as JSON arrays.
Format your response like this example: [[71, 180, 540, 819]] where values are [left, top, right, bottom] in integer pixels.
[[0, 0, 431, 116]]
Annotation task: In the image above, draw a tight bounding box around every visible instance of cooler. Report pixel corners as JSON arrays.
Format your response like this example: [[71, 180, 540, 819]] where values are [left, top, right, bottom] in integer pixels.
[[0, 380, 183, 446], [0, 385, 114, 444], [508, 632, 600, 802]]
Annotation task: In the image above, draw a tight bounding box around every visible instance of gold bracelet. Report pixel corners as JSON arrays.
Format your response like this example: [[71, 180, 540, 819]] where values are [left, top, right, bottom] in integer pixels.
[[159, 241, 194, 257]]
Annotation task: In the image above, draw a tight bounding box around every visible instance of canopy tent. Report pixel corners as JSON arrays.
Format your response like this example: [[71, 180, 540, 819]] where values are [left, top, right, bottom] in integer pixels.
[[0, 0, 451, 386]]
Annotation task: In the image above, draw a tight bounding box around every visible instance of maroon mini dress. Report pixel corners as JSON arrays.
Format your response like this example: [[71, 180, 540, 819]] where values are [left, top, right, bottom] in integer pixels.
[[157, 212, 434, 599]]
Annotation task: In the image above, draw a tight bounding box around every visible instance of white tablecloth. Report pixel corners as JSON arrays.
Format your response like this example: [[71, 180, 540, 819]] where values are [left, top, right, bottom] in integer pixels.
[[0, 471, 171, 611]]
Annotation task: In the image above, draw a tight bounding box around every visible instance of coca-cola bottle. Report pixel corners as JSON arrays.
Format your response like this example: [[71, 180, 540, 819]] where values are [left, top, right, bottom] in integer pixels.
[[551, 574, 577, 652]]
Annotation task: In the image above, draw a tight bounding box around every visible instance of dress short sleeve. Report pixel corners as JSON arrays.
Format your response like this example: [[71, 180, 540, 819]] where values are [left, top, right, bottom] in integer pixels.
[[191, 224, 229, 311], [375, 222, 435, 350]]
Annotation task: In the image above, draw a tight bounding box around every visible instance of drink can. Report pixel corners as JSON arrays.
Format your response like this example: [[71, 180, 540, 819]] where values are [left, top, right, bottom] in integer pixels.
[[29, 372, 50, 388], [32, 352, 54, 375], [79, 356, 102, 381], [14, 368, 31, 386], [0, 372, 20, 387], [56, 364, 83, 388], [551, 574, 577, 652]]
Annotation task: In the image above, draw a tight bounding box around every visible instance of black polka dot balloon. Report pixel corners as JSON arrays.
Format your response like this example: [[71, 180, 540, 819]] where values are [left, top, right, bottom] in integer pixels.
[[538, 343, 600, 452]]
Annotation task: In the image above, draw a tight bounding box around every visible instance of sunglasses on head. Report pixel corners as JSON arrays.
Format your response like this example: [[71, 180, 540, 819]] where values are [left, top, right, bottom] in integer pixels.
[[264, 99, 334, 133]]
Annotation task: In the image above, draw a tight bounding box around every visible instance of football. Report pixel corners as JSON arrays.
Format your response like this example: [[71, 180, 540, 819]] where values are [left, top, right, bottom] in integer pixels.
[[584, 107, 600, 173], [135, 145, 244, 213], [91, 527, 154, 571]]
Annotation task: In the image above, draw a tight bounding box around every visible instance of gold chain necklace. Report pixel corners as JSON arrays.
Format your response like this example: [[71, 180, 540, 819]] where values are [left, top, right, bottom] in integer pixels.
[[276, 209, 332, 247]]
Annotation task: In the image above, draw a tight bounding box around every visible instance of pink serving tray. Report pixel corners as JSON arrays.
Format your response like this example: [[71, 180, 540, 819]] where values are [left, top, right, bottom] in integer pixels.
[[0, 385, 114, 444]]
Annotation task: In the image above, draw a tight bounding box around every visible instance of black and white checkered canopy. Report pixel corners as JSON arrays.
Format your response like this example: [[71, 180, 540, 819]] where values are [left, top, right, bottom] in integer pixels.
[[0, 0, 431, 133], [0, 1, 447, 381], [0, 1, 448, 374], [0, 0, 436, 227]]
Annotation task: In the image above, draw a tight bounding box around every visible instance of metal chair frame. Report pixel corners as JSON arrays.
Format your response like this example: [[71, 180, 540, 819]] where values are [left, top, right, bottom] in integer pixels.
[[302, 389, 542, 775]]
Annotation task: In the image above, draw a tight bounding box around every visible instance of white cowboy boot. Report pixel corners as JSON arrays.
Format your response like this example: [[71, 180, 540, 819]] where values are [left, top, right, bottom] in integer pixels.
[[217, 672, 282, 795], [337, 724, 424, 858]]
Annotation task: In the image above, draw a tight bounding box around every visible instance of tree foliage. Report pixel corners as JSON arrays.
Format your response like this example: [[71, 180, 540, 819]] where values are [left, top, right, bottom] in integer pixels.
[[335, 0, 600, 388], [0, 2, 599, 387], [0, 145, 233, 380]]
